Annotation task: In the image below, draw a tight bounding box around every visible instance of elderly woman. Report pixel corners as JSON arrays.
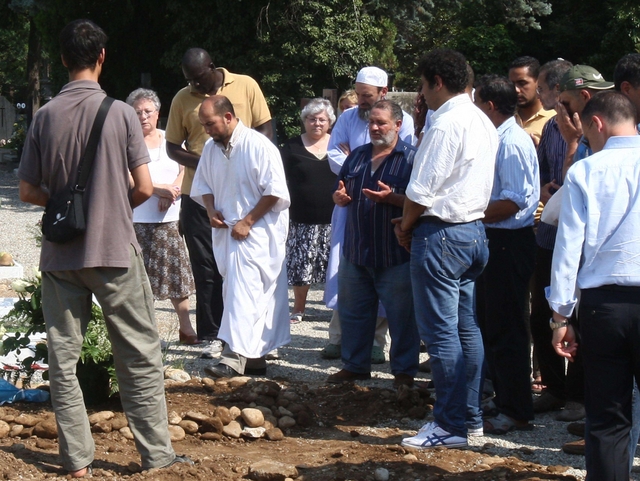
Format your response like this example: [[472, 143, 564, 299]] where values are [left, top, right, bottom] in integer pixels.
[[126, 88, 198, 344], [281, 98, 337, 323]]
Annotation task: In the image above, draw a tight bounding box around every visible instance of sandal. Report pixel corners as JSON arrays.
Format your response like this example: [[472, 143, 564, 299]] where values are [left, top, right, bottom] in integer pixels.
[[290, 312, 304, 324], [483, 413, 533, 435]]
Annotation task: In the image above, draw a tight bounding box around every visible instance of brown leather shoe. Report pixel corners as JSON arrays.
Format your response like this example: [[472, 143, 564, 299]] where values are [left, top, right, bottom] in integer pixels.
[[562, 438, 585, 455], [567, 421, 585, 437], [326, 369, 371, 383], [393, 373, 414, 388]]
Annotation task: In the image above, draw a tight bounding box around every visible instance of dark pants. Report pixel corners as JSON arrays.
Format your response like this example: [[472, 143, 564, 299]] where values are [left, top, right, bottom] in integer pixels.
[[530, 246, 584, 401], [180, 195, 223, 340], [580, 285, 640, 481], [478, 226, 536, 422]]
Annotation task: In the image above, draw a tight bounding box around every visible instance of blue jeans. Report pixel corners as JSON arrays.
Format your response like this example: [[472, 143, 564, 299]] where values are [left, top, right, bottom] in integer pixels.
[[338, 258, 419, 376], [410, 219, 489, 437]]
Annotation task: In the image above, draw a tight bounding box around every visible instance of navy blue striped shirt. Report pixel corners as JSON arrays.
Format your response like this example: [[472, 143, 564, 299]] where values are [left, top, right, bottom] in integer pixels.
[[339, 140, 415, 268]]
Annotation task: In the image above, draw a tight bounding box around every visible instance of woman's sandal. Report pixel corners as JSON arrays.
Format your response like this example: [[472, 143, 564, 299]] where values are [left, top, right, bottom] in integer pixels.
[[290, 312, 304, 324], [483, 413, 533, 435]]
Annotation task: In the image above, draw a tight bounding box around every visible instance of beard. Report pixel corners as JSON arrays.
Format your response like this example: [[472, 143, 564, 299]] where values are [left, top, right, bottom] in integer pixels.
[[358, 107, 371, 121], [371, 130, 396, 147]]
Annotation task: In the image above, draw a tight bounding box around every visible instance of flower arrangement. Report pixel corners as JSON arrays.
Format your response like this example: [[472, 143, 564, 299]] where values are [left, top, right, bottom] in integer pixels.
[[4, 119, 26, 155]]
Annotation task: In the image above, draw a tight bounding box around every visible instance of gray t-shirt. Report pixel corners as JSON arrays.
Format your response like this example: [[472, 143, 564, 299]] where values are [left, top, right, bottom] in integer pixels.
[[18, 80, 150, 271]]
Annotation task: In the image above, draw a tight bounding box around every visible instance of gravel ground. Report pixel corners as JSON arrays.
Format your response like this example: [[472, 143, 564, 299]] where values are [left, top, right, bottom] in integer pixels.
[[3, 163, 639, 480]]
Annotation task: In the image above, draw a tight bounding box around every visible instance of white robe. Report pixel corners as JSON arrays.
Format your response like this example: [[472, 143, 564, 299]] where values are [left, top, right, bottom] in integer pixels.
[[191, 121, 291, 358]]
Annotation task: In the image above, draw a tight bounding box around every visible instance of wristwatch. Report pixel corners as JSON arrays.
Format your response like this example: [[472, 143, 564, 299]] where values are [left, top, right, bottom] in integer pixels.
[[549, 318, 569, 330]]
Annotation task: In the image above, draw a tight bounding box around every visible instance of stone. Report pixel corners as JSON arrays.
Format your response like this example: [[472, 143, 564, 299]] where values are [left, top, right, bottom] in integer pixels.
[[168, 411, 182, 425], [185, 411, 210, 423], [287, 403, 304, 414], [168, 425, 186, 442], [1, 415, 14, 423], [248, 460, 298, 481], [265, 415, 279, 427], [264, 428, 284, 441], [242, 408, 265, 428], [276, 397, 290, 407], [0, 420, 10, 438], [263, 420, 275, 430], [223, 420, 242, 439], [164, 368, 191, 383], [9, 425, 23, 437], [215, 406, 232, 425], [119, 427, 135, 440], [200, 432, 222, 441], [278, 406, 293, 417], [296, 411, 313, 427], [127, 462, 141, 473], [403, 454, 418, 461], [8, 443, 25, 452], [229, 406, 242, 420], [91, 421, 112, 434], [19, 427, 34, 438], [88, 411, 114, 425], [229, 376, 251, 388], [242, 426, 266, 439], [164, 379, 181, 388], [34, 420, 58, 439], [14, 414, 41, 427], [281, 390, 298, 402], [110, 416, 128, 431], [278, 416, 296, 429], [481, 456, 505, 466], [35, 438, 57, 450], [374, 467, 390, 481], [201, 377, 217, 392], [255, 406, 273, 417], [179, 420, 199, 435], [200, 416, 224, 434]]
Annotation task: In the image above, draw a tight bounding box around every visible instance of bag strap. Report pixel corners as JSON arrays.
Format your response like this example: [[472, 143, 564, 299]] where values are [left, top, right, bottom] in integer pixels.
[[74, 96, 115, 192]]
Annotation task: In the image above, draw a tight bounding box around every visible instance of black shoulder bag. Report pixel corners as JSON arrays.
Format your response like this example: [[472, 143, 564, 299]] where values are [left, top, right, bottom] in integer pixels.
[[42, 96, 114, 244]]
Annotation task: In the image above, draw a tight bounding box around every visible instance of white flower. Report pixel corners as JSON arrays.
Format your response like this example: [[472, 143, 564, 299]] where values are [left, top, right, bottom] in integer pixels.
[[10, 279, 30, 293], [34, 269, 41, 280]]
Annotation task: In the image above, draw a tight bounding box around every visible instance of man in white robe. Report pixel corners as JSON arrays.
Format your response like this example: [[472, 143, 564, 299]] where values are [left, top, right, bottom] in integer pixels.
[[190, 95, 290, 377]]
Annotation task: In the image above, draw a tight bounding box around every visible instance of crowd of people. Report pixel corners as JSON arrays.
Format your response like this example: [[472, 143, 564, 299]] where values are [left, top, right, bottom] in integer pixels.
[[14, 16, 640, 481]]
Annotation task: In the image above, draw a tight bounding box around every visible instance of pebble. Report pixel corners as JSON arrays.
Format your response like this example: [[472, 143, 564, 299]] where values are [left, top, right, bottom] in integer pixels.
[[374, 467, 390, 481], [242, 408, 265, 428], [35, 438, 57, 450], [0, 420, 10, 438], [164, 368, 191, 382], [14, 414, 40, 427], [185, 411, 209, 423], [9, 425, 23, 437], [248, 460, 298, 481], [168, 411, 182, 425], [215, 406, 232, 425], [278, 416, 296, 429], [223, 420, 242, 439], [265, 427, 284, 441], [229, 376, 251, 388], [88, 411, 114, 424], [229, 406, 242, 420], [168, 425, 186, 441], [200, 432, 222, 441], [242, 426, 266, 438], [119, 426, 135, 440], [179, 420, 199, 434]]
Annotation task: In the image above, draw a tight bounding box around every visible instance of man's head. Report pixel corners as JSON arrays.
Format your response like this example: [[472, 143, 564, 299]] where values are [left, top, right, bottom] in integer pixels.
[[614, 53, 640, 118], [508, 56, 540, 110], [59, 19, 107, 73], [198, 95, 237, 145], [537, 59, 573, 110], [354, 66, 388, 121], [474, 74, 517, 128], [559, 65, 614, 117], [419, 49, 469, 111], [368, 100, 402, 148], [581, 91, 638, 152], [182, 48, 217, 95]]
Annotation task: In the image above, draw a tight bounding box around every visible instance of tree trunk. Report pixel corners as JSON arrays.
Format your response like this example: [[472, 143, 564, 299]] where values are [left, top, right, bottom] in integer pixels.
[[25, 16, 41, 127]]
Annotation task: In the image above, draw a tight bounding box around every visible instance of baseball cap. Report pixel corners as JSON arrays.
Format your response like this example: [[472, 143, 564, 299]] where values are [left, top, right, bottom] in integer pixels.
[[355, 66, 388, 88], [559, 65, 614, 91]]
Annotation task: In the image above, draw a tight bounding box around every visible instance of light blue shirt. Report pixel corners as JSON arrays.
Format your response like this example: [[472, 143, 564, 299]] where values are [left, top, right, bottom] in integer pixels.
[[546, 135, 640, 317], [327, 107, 415, 174], [484, 116, 540, 230]]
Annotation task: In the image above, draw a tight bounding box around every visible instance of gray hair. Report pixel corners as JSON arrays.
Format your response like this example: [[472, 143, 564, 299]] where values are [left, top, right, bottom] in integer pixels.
[[126, 88, 161, 111], [300, 98, 336, 125]]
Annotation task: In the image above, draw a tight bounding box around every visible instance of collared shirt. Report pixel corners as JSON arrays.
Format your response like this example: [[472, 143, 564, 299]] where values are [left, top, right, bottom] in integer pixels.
[[516, 106, 556, 144], [327, 107, 415, 174], [339, 140, 415, 268], [536, 117, 567, 249], [485, 117, 540, 230], [546, 135, 640, 317], [406, 94, 499, 223]]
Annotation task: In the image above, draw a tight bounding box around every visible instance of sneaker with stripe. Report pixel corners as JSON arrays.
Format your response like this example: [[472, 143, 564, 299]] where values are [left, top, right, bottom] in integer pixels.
[[401, 422, 468, 449]]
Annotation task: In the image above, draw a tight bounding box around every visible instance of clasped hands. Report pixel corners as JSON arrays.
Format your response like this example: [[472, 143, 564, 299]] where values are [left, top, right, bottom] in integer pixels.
[[208, 210, 251, 241]]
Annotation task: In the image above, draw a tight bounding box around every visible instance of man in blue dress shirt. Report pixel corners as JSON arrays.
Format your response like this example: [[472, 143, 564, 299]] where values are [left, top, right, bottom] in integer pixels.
[[474, 74, 540, 434], [548, 91, 640, 480]]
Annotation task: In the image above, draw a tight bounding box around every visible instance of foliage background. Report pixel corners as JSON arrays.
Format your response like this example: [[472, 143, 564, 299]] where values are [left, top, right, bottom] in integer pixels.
[[1, 0, 639, 141]]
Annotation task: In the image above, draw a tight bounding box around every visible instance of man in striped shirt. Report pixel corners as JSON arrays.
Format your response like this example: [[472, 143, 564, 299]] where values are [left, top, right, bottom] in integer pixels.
[[326, 100, 420, 387]]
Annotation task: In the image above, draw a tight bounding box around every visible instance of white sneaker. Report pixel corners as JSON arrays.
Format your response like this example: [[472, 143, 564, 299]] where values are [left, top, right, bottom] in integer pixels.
[[200, 340, 224, 359], [467, 426, 484, 437], [401, 422, 468, 449]]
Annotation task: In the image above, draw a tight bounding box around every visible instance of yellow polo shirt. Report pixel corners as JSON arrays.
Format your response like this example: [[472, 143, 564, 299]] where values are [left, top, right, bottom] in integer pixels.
[[515, 107, 556, 145], [165, 68, 271, 194]]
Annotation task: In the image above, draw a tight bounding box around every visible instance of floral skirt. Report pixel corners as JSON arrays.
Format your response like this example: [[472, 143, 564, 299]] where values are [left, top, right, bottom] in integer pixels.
[[286, 221, 331, 286], [134, 221, 195, 300]]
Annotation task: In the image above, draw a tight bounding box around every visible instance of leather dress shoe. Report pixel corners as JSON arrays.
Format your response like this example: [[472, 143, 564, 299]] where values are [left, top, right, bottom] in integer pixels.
[[326, 369, 371, 383], [393, 373, 415, 388], [204, 363, 266, 379], [567, 421, 585, 437], [562, 438, 585, 455]]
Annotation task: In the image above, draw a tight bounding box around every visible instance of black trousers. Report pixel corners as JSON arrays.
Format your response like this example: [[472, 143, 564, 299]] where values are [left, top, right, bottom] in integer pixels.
[[580, 285, 640, 481], [478, 226, 536, 422], [530, 246, 584, 401], [180, 195, 223, 340]]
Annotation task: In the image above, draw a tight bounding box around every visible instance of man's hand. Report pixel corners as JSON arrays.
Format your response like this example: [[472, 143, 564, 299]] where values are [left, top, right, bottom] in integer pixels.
[[209, 209, 227, 229], [231, 218, 251, 240], [540, 180, 561, 205], [363, 181, 391, 203], [333, 180, 352, 206], [158, 197, 172, 212], [552, 324, 578, 361], [555, 102, 583, 145], [392, 217, 412, 252]]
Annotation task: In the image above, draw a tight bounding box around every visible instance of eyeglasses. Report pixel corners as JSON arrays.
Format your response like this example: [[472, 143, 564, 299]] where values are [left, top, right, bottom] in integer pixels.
[[306, 117, 328, 124], [135, 109, 157, 118]]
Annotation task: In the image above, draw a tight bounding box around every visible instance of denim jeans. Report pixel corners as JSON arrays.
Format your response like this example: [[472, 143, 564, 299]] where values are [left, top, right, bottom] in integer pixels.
[[338, 258, 419, 376], [410, 219, 489, 437]]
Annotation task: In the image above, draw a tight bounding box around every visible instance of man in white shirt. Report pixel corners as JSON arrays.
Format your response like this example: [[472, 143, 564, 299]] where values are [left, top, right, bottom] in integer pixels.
[[548, 91, 640, 480], [396, 49, 498, 449]]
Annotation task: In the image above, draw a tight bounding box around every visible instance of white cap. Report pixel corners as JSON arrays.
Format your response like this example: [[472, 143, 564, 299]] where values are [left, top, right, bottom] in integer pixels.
[[356, 66, 388, 88]]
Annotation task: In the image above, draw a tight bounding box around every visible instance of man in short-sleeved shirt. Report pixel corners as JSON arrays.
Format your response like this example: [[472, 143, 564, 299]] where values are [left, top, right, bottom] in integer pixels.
[[165, 48, 272, 357]]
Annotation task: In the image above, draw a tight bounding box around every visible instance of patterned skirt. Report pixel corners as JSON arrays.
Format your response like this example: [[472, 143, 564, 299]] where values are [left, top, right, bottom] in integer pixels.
[[133, 221, 195, 300], [286, 221, 331, 286]]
